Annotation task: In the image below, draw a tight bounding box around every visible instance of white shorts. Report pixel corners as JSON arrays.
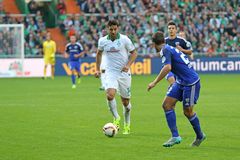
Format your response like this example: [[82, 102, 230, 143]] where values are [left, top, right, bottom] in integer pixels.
[[105, 71, 131, 99], [100, 63, 106, 71], [100, 54, 106, 70]]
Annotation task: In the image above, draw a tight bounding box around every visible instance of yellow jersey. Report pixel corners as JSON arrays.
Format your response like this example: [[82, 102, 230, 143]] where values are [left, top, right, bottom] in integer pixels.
[[43, 40, 56, 58]]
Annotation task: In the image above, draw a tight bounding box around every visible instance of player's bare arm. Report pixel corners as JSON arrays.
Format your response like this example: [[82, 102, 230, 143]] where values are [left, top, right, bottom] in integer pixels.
[[95, 49, 103, 78], [148, 64, 171, 91], [53, 42, 56, 54], [176, 45, 192, 55], [121, 49, 138, 72], [74, 51, 85, 58], [64, 52, 69, 58]]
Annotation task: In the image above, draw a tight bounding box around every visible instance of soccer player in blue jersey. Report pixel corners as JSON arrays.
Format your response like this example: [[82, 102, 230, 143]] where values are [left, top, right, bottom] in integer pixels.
[[64, 35, 84, 89], [148, 31, 206, 147], [165, 21, 193, 85]]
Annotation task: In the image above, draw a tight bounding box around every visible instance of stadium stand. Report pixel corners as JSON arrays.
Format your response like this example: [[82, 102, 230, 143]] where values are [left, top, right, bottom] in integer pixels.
[[57, 0, 239, 57], [0, 13, 46, 56], [0, 0, 239, 57]]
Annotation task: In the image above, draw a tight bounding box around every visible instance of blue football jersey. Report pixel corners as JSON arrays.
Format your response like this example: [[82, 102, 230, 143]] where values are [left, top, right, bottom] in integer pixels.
[[160, 44, 199, 86], [165, 36, 192, 50], [65, 42, 84, 61]]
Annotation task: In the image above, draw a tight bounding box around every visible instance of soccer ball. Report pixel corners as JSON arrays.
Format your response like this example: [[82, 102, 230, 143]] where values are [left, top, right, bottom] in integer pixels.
[[103, 123, 118, 137]]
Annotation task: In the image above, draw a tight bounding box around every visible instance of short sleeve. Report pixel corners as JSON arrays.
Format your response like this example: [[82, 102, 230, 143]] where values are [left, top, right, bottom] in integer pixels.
[[125, 36, 135, 52], [98, 38, 104, 51], [162, 48, 172, 65], [65, 45, 69, 53], [186, 41, 192, 50], [77, 43, 84, 52], [181, 39, 192, 50]]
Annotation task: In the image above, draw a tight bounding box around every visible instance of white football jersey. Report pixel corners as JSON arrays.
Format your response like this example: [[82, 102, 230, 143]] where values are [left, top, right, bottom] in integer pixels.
[[98, 33, 135, 72]]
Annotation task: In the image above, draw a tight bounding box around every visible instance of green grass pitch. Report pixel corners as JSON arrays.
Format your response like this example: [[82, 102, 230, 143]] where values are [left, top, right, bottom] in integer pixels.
[[0, 75, 240, 160]]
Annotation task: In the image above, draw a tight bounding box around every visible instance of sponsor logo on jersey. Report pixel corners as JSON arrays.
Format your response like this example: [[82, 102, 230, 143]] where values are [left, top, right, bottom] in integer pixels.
[[107, 47, 120, 53]]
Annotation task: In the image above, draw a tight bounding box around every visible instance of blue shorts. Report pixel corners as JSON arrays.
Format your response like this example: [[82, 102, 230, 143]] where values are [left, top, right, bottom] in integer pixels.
[[165, 72, 175, 80], [69, 61, 80, 72], [167, 80, 201, 107]]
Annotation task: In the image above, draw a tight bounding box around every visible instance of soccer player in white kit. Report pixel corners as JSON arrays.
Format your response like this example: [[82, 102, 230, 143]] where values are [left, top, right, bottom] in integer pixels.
[[95, 20, 138, 134]]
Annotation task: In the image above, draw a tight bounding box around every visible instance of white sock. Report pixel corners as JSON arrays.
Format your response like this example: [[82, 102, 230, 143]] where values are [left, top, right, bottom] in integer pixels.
[[123, 103, 131, 126], [107, 99, 120, 119]]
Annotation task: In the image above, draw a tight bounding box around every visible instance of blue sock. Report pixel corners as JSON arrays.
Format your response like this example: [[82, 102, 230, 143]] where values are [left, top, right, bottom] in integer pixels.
[[71, 74, 76, 84], [165, 110, 179, 137], [188, 113, 203, 139]]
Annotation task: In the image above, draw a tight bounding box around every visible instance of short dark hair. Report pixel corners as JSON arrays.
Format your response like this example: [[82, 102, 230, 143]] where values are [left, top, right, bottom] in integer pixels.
[[107, 19, 119, 27], [167, 21, 177, 27], [152, 31, 165, 45]]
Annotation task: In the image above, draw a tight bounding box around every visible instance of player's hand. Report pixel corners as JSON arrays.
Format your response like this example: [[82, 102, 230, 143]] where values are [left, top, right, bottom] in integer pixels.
[[121, 66, 130, 72], [64, 53, 69, 58], [95, 70, 101, 78], [147, 81, 156, 91], [176, 45, 183, 51], [74, 54, 79, 58]]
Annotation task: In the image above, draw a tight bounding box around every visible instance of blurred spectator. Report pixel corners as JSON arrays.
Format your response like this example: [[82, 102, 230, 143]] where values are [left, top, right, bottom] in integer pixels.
[[28, 0, 39, 14], [0, 2, 4, 14], [68, 25, 76, 37], [57, 0, 66, 14]]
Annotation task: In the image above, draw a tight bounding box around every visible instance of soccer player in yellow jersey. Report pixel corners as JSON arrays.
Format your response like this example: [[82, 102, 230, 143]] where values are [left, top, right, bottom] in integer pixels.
[[43, 32, 56, 79]]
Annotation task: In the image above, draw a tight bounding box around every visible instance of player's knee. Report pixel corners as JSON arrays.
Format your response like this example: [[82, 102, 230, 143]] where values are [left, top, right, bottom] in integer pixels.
[[183, 109, 194, 118], [162, 102, 173, 111], [122, 100, 129, 107], [107, 94, 115, 101]]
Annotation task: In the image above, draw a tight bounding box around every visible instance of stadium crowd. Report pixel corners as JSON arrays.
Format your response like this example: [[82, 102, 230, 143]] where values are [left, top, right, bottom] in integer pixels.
[[0, 0, 239, 57], [59, 0, 239, 57], [0, 1, 46, 56]]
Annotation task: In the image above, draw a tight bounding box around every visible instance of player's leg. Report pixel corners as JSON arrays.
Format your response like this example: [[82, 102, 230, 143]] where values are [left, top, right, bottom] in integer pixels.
[[50, 58, 55, 80], [43, 64, 48, 79], [119, 72, 132, 134], [120, 97, 131, 134], [106, 88, 120, 128], [182, 81, 206, 146], [69, 61, 76, 88], [162, 83, 183, 147], [71, 70, 76, 88], [75, 61, 81, 84], [105, 73, 120, 128], [51, 65, 55, 79], [43, 57, 48, 79]]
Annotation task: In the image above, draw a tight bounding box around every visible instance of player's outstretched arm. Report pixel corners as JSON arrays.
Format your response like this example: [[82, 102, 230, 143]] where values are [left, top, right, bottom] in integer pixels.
[[53, 41, 56, 54], [74, 50, 86, 58], [95, 49, 103, 78], [122, 49, 138, 72], [64, 52, 69, 58], [64, 44, 69, 58], [147, 64, 171, 91], [176, 45, 192, 55], [79, 50, 86, 57]]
